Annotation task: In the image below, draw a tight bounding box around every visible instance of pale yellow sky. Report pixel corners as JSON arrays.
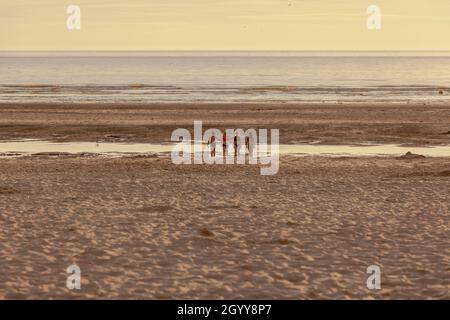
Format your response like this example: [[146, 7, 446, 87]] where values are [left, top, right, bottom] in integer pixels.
[[1, 0, 450, 50]]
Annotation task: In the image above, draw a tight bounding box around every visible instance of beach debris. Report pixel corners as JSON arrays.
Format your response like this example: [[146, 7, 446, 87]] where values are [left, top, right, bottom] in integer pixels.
[[276, 238, 294, 245], [198, 227, 214, 237], [34, 152, 72, 156], [286, 219, 299, 226], [438, 89, 444, 95], [397, 151, 425, 160], [104, 134, 122, 139]]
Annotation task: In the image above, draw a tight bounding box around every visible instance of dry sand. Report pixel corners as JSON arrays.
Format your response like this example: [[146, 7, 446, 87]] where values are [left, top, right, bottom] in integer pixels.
[[0, 102, 449, 299], [0, 155, 449, 299]]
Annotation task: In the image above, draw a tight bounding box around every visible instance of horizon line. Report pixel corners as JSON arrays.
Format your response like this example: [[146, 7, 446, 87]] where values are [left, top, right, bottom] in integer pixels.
[[2, 49, 450, 52]]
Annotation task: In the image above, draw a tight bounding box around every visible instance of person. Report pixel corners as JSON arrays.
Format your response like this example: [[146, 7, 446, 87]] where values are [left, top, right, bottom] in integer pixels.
[[222, 132, 227, 156], [245, 135, 250, 154], [234, 133, 239, 157], [208, 135, 216, 157]]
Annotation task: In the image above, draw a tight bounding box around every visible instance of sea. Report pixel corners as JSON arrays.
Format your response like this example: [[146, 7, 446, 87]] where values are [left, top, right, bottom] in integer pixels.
[[1, 51, 450, 103]]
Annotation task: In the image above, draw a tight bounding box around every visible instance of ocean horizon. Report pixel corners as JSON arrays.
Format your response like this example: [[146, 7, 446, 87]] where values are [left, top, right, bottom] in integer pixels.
[[1, 51, 450, 103]]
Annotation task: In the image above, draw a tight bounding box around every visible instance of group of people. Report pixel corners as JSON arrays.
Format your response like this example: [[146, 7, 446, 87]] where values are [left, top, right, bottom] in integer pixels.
[[207, 133, 251, 157]]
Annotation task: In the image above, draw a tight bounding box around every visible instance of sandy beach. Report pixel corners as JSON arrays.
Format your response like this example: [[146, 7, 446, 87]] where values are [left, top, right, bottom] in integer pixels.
[[1, 102, 450, 145], [3, 0, 450, 304], [0, 102, 449, 299]]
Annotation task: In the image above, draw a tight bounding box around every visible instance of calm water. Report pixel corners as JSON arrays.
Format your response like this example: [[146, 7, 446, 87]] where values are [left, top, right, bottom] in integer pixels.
[[2, 140, 450, 158], [1, 51, 450, 103]]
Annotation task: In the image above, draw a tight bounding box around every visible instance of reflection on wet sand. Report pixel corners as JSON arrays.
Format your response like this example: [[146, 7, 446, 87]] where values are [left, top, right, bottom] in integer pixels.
[[2, 140, 450, 158]]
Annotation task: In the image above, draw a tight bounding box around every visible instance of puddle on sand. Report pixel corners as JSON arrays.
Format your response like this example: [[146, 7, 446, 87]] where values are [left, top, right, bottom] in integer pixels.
[[279, 144, 450, 157], [1, 140, 450, 158], [0, 140, 172, 156]]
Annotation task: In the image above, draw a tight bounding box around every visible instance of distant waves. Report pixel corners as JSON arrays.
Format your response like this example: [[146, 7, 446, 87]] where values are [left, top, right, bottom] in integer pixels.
[[0, 84, 449, 103]]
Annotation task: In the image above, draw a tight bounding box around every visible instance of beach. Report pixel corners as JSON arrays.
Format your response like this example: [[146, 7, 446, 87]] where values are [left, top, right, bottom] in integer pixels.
[[1, 102, 450, 145], [2, 0, 450, 304], [0, 102, 449, 299]]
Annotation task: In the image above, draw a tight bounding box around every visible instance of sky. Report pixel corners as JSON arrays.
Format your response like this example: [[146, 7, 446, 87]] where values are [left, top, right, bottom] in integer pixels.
[[1, 0, 450, 51]]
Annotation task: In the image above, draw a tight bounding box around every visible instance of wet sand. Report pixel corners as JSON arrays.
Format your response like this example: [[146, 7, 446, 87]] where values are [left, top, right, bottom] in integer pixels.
[[0, 155, 449, 299], [1, 102, 450, 145]]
